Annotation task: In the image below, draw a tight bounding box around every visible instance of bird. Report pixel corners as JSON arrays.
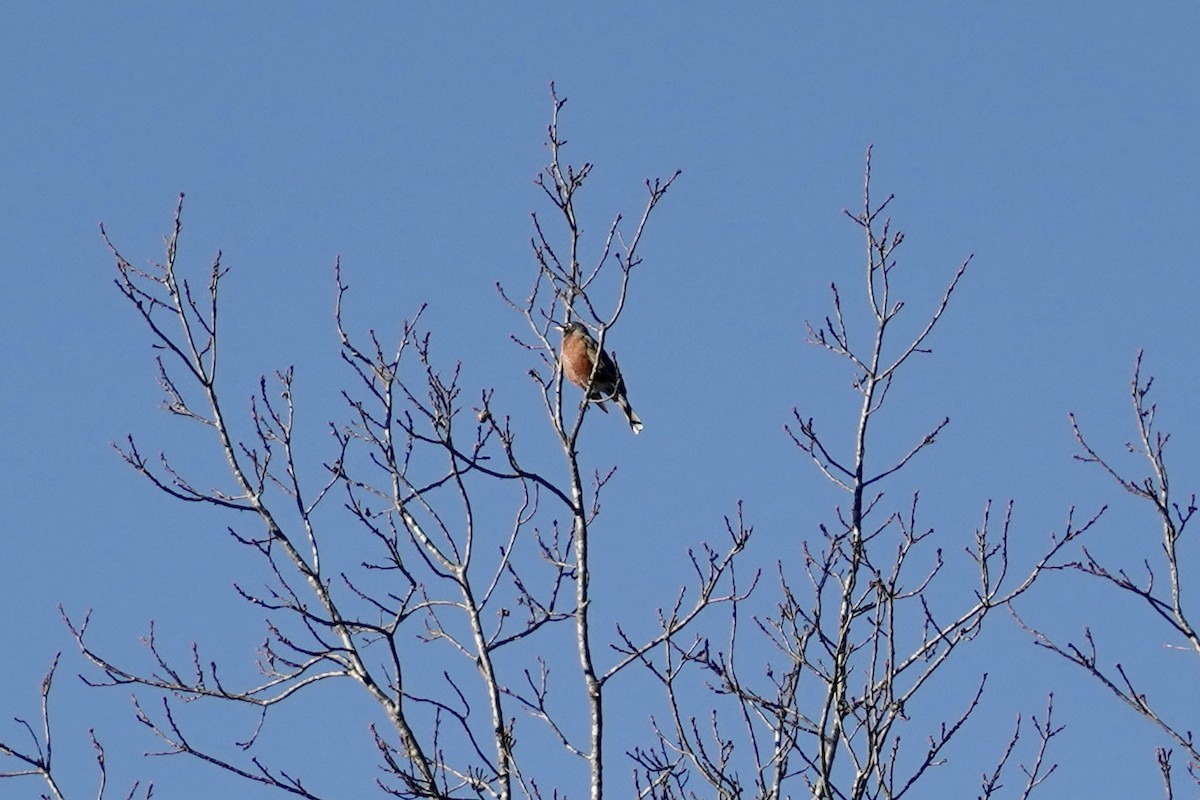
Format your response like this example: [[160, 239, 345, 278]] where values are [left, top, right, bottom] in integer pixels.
[[556, 321, 643, 434]]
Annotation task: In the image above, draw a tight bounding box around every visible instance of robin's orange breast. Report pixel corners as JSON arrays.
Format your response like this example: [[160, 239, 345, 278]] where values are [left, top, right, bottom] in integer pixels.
[[562, 336, 597, 388]]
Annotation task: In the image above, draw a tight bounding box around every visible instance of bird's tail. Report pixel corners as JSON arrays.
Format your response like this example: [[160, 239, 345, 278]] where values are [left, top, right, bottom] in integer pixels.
[[615, 394, 644, 435]]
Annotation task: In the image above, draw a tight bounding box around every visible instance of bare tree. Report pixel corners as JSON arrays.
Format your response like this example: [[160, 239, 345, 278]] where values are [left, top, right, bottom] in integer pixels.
[[4, 95, 1119, 800], [1019, 351, 1200, 796], [629, 148, 1096, 799], [10, 85, 750, 800]]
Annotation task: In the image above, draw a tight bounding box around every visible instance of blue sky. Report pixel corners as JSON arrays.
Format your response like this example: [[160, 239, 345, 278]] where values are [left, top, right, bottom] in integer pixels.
[[3, 3, 1199, 797]]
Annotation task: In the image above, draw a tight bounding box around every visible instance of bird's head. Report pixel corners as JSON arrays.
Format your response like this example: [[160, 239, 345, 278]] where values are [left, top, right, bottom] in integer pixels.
[[553, 321, 589, 338]]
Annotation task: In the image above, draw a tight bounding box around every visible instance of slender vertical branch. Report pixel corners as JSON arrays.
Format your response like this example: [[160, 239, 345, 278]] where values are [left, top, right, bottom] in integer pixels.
[[1024, 351, 1200, 776]]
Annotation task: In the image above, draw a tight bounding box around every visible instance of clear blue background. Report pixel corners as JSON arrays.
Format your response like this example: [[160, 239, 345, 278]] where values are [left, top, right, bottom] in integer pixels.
[[3, 3, 1198, 797]]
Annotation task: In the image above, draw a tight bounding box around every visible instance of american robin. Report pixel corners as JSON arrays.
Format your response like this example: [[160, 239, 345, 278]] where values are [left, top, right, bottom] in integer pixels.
[[556, 321, 643, 434]]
